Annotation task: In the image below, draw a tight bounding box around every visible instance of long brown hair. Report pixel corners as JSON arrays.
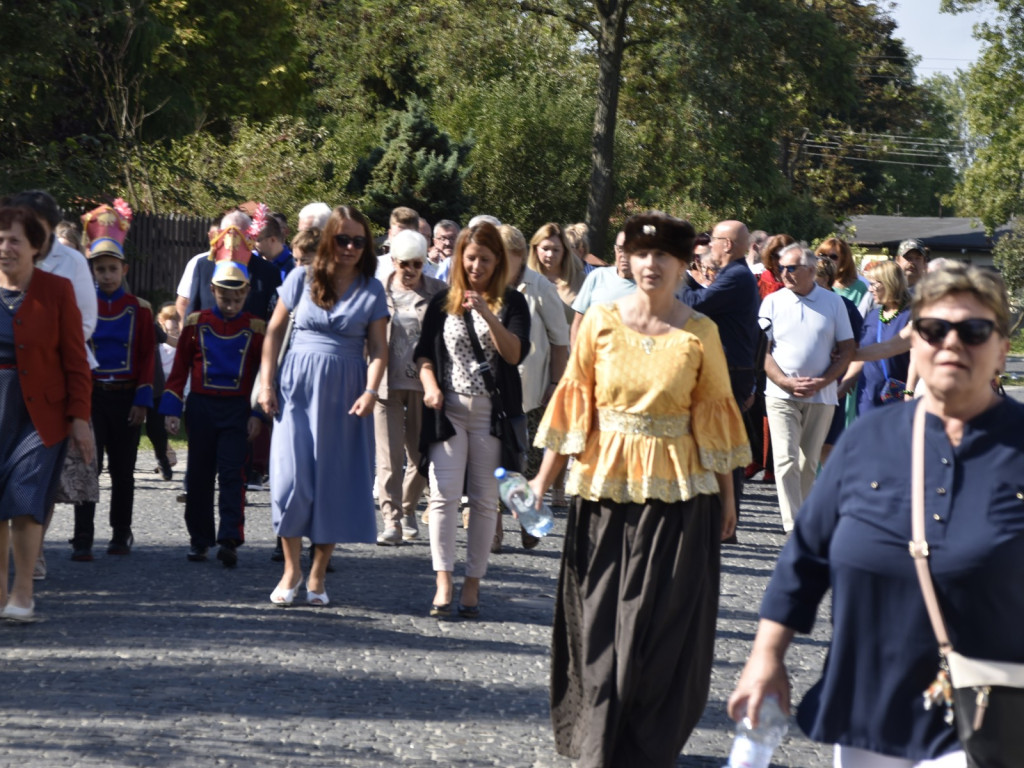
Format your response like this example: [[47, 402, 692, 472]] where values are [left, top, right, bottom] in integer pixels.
[[761, 233, 796, 277], [444, 221, 509, 316], [310, 205, 376, 310], [816, 236, 856, 285]]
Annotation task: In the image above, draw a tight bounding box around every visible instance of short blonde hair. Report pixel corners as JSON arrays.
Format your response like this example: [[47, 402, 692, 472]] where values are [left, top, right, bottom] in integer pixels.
[[564, 222, 589, 258], [390, 206, 419, 229], [498, 224, 527, 262], [291, 227, 321, 255], [912, 263, 1010, 337]]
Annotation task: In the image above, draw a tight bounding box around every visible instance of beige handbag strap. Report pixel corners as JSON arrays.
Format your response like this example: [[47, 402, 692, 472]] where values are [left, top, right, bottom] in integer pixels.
[[909, 399, 954, 656]]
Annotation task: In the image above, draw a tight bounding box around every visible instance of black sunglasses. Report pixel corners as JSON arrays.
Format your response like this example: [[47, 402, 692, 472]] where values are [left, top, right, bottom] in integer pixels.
[[397, 260, 424, 269], [779, 264, 804, 274], [333, 234, 367, 250], [913, 317, 996, 346]]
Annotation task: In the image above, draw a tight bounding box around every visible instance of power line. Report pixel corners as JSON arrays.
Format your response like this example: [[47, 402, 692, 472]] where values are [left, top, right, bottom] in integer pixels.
[[819, 132, 967, 148], [801, 150, 955, 170]]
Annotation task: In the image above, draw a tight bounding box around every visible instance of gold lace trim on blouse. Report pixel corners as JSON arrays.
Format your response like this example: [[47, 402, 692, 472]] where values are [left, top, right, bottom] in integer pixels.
[[567, 469, 721, 504]]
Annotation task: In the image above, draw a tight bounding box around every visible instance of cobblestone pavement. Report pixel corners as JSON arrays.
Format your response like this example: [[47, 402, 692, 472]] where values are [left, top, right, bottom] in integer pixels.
[[3, 459, 834, 768]]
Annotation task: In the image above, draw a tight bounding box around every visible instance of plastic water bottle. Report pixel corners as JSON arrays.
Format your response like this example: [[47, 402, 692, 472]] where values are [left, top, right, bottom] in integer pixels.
[[724, 695, 788, 768], [494, 467, 554, 537]]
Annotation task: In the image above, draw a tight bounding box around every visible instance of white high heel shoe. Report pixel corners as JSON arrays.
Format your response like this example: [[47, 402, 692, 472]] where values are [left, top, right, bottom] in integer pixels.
[[270, 578, 303, 606]]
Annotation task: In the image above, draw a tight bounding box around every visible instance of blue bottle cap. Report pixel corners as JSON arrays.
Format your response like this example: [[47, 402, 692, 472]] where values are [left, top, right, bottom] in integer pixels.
[[494, 467, 507, 480]]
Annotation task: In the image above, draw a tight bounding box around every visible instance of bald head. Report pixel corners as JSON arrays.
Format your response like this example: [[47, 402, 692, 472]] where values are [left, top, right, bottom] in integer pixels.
[[710, 220, 750, 267]]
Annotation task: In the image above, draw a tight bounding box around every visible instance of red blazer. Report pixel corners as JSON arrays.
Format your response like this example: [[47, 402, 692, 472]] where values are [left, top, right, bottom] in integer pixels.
[[12, 269, 92, 446]]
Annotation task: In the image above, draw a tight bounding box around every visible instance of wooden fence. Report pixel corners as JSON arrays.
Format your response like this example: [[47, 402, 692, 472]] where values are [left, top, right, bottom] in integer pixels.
[[121, 212, 217, 306]]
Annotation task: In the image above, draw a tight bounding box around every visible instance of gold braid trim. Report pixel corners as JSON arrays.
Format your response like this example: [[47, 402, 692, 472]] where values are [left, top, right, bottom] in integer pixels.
[[698, 444, 753, 475], [596, 408, 691, 438], [567, 469, 721, 504]]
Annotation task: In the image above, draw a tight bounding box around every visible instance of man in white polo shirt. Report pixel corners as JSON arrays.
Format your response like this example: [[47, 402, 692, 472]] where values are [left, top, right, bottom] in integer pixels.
[[761, 244, 855, 532]]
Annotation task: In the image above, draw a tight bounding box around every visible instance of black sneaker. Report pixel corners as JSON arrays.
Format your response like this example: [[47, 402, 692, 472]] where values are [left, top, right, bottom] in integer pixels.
[[187, 545, 208, 562], [520, 526, 541, 550], [270, 537, 284, 562], [70, 545, 94, 562], [216, 544, 238, 568], [107, 532, 134, 555]]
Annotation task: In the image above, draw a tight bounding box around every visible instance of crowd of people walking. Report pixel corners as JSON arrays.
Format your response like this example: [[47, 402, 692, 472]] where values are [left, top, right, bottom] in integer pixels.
[[2, 187, 1021, 768]]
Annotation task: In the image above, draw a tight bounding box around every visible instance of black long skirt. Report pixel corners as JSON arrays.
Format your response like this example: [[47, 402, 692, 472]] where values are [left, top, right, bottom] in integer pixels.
[[550, 494, 722, 768]]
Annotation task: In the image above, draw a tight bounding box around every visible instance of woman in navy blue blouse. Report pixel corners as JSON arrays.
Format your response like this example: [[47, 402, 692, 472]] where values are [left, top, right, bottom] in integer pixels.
[[728, 263, 1023, 767]]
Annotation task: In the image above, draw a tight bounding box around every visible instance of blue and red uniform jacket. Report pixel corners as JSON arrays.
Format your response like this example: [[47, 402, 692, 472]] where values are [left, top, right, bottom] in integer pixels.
[[90, 286, 156, 408], [160, 307, 265, 418]]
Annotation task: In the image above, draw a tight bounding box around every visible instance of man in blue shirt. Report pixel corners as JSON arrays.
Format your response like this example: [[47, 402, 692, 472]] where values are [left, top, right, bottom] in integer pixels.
[[679, 219, 761, 541]]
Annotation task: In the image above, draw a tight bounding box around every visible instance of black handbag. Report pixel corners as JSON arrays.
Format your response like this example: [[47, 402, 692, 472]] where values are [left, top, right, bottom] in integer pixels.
[[910, 400, 1024, 768], [461, 311, 528, 474]]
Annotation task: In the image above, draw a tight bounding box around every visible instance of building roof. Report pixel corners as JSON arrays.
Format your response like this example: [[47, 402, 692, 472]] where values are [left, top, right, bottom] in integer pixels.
[[843, 215, 1013, 254]]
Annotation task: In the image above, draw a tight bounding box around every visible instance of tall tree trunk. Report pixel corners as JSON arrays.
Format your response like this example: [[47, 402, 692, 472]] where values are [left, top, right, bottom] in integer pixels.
[[586, 3, 627, 262]]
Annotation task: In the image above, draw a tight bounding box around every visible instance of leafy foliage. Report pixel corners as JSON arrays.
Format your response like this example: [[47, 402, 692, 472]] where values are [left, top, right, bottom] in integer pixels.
[[946, 0, 1024, 231], [1, 0, 967, 248], [992, 227, 1024, 300], [348, 99, 472, 227]]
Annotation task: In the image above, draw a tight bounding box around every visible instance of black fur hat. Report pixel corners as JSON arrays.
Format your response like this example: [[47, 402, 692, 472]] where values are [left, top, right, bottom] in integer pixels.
[[623, 212, 696, 262]]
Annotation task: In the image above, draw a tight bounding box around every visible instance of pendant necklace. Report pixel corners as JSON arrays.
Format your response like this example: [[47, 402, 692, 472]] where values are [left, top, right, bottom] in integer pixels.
[[0, 286, 23, 312]]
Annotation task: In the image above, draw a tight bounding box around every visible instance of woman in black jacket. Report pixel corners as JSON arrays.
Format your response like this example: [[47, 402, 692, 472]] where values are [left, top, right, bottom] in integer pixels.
[[414, 221, 530, 618]]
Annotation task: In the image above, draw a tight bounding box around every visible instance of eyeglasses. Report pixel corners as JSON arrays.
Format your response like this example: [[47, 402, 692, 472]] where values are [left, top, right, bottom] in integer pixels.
[[434, 234, 455, 243], [333, 234, 367, 250], [913, 317, 996, 346], [397, 260, 424, 269], [779, 264, 804, 274], [821, 252, 840, 261]]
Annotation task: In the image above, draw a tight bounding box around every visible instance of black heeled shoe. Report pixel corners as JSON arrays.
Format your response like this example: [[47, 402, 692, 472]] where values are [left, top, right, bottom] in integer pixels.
[[430, 602, 452, 618], [457, 603, 480, 619]]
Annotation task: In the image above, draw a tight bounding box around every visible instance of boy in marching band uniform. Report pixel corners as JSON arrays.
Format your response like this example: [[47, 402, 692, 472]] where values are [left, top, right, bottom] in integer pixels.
[[162, 241, 265, 569], [72, 202, 155, 561]]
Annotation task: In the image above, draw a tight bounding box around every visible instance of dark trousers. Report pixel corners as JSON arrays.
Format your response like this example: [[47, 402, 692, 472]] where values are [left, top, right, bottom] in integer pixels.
[[73, 387, 141, 545], [728, 372, 754, 532], [146, 405, 170, 467], [183, 393, 248, 548]]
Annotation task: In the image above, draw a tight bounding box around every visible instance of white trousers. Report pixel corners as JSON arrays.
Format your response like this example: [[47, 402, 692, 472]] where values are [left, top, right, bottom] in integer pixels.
[[834, 744, 966, 768], [427, 392, 500, 578], [765, 397, 834, 532]]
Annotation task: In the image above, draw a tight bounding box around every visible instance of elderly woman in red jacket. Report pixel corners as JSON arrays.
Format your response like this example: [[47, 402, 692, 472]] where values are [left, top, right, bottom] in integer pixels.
[[0, 206, 93, 622]]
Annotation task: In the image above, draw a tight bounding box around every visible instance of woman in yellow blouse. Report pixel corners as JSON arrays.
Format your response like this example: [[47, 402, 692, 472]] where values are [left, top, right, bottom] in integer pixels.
[[530, 212, 751, 768]]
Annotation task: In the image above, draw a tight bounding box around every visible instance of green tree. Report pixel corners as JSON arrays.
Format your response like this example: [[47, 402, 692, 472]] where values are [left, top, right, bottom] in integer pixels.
[[141, 116, 347, 219], [349, 99, 472, 226], [436, 72, 593, 234], [512, 0, 678, 257], [783, 1, 960, 220], [946, 0, 1024, 230]]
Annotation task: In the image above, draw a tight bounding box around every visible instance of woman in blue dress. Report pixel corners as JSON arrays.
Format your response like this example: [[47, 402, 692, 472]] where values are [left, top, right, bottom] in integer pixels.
[[259, 205, 388, 607], [839, 260, 912, 416]]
